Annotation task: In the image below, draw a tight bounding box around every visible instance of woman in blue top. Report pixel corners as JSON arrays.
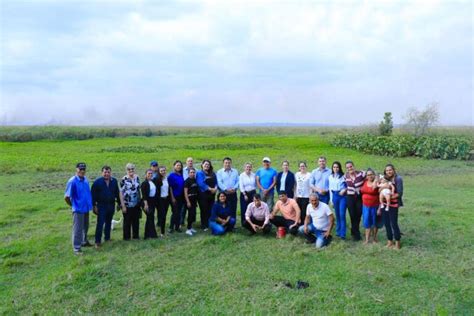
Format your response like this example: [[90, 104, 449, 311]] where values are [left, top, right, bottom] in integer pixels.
[[209, 192, 236, 235], [167, 160, 185, 233], [196, 160, 218, 231], [328, 161, 347, 239]]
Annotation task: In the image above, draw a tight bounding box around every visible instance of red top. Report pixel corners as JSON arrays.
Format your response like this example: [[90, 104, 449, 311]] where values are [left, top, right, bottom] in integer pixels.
[[360, 180, 379, 207]]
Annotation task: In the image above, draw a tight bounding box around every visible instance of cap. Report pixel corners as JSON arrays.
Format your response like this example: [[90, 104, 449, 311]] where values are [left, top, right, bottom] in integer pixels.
[[150, 160, 158, 167], [262, 157, 271, 163], [76, 162, 87, 169]]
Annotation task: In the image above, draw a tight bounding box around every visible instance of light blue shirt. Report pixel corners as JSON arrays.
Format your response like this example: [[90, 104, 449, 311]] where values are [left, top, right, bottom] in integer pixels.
[[65, 175, 92, 213], [256, 167, 278, 193], [328, 174, 347, 191], [310, 167, 331, 191], [216, 168, 239, 192]]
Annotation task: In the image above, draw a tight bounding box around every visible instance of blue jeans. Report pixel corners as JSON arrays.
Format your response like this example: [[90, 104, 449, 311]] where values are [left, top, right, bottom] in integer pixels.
[[209, 217, 236, 235], [95, 205, 115, 244], [331, 191, 346, 238], [362, 205, 378, 229], [318, 193, 330, 205], [298, 224, 331, 248]]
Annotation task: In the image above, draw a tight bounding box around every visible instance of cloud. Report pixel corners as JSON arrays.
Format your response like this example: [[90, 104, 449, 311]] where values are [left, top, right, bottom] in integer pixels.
[[0, 0, 472, 126]]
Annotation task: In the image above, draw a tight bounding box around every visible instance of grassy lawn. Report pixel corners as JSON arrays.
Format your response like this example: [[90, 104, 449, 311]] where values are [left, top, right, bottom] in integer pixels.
[[1, 130, 473, 314]]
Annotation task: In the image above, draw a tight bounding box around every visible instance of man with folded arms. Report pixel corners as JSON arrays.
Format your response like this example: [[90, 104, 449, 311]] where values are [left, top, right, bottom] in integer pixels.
[[269, 191, 301, 235], [243, 194, 271, 235]]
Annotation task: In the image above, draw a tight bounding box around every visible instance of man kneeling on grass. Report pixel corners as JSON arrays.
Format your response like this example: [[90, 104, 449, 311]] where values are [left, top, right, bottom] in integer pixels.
[[299, 193, 334, 248], [243, 194, 272, 235], [269, 191, 301, 235]]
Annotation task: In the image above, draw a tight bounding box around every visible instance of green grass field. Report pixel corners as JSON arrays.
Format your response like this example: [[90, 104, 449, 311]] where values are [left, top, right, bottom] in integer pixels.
[[1, 128, 473, 314]]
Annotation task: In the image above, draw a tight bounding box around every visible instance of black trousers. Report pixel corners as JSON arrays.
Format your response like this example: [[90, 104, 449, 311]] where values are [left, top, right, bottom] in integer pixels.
[[170, 195, 184, 230], [243, 217, 272, 234], [346, 194, 362, 240], [239, 190, 256, 226], [186, 196, 198, 229], [226, 192, 238, 219], [198, 191, 215, 229], [384, 207, 401, 241], [270, 216, 299, 235], [296, 197, 309, 224], [123, 205, 140, 240], [144, 201, 158, 239], [158, 197, 170, 234]]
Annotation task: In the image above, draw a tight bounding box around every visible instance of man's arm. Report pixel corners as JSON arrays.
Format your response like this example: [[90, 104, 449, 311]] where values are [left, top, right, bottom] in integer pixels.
[[324, 214, 335, 238]]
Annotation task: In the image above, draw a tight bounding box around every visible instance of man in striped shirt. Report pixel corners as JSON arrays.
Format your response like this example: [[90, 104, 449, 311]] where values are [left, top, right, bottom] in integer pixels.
[[344, 161, 366, 241]]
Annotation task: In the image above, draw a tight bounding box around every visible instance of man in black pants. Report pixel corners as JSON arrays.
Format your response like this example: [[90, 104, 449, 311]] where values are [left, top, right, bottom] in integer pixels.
[[243, 194, 272, 235], [269, 191, 301, 235]]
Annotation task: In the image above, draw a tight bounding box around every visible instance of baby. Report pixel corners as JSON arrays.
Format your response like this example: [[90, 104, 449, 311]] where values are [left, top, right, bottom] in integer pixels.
[[378, 176, 395, 211]]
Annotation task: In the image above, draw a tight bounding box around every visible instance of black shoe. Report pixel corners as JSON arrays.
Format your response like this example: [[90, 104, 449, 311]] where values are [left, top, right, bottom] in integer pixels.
[[175, 228, 183, 233], [168, 229, 174, 234]]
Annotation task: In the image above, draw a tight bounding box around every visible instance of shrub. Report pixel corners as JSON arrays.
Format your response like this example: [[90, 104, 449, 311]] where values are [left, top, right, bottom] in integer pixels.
[[331, 133, 471, 160]]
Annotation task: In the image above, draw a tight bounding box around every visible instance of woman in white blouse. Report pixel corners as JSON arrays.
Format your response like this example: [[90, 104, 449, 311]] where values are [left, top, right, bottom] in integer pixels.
[[239, 162, 256, 226], [295, 161, 312, 224], [157, 166, 171, 237], [141, 169, 158, 239]]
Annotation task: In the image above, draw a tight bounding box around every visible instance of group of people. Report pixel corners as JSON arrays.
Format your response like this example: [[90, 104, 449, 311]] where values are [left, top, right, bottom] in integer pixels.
[[64, 156, 403, 255]]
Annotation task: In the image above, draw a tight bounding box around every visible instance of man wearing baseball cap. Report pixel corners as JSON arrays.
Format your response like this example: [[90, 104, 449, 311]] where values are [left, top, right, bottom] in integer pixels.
[[64, 162, 93, 255], [150, 160, 159, 180], [256, 157, 278, 211]]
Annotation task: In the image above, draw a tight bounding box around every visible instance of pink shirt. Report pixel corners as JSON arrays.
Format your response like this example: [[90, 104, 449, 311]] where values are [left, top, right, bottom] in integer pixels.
[[274, 198, 300, 222], [245, 201, 270, 224]]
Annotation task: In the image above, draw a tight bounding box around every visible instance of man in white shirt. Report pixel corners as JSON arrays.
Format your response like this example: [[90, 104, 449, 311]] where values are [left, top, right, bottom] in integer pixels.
[[299, 193, 334, 248]]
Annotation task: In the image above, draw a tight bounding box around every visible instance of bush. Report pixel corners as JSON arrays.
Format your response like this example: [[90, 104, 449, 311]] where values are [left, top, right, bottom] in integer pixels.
[[331, 133, 471, 160]]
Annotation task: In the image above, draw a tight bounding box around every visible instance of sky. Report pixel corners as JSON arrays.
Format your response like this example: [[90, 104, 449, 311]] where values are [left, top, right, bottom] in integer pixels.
[[0, 0, 472, 126]]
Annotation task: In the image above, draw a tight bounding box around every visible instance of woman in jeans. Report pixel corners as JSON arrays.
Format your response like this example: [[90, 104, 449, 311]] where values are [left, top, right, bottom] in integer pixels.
[[196, 160, 218, 231], [328, 161, 347, 240], [383, 164, 403, 249], [360, 168, 383, 244], [168, 160, 185, 233], [120, 163, 141, 240], [239, 162, 257, 226]]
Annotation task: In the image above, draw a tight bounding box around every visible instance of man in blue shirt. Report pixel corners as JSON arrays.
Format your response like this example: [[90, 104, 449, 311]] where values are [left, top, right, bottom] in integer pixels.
[[64, 162, 93, 255], [216, 157, 239, 219], [256, 157, 278, 211], [310, 156, 331, 204], [91, 166, 125, 248]]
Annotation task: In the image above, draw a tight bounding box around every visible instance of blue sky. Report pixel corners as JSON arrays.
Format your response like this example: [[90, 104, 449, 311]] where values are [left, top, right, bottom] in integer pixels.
[[1, 0, 472, 126]]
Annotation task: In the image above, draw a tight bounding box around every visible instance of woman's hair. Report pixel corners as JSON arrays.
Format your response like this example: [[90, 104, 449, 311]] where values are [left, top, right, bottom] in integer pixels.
[[366, 167, 375, 175], [384, 163, 397, 178], [125, 163, 135, 171], [201, 159, 214, 174], [145, 168, 153, 175], [282, 160, 289, 166], [173, 160, 183, 175], [218, 191, 227, 200], [331, 161, 344, 177], [244, 162, 252, 168], [299, 161, 307, 167], [158, 166, 166, 180]]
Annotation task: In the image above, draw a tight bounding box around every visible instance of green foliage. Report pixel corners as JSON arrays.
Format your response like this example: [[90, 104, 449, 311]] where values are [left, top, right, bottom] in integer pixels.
[[332, 133, 472, 160], [1, 129, 473, 314], [378, 112, 393, 136]]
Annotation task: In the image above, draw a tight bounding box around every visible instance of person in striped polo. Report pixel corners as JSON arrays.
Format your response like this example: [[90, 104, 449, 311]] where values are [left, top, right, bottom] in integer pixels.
[[344, 161, 366, 241]]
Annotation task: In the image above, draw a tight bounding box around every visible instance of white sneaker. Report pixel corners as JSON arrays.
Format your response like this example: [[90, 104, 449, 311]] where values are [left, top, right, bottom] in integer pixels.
[[186, 229, 194, 236], [190, 228, 197, 233]]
